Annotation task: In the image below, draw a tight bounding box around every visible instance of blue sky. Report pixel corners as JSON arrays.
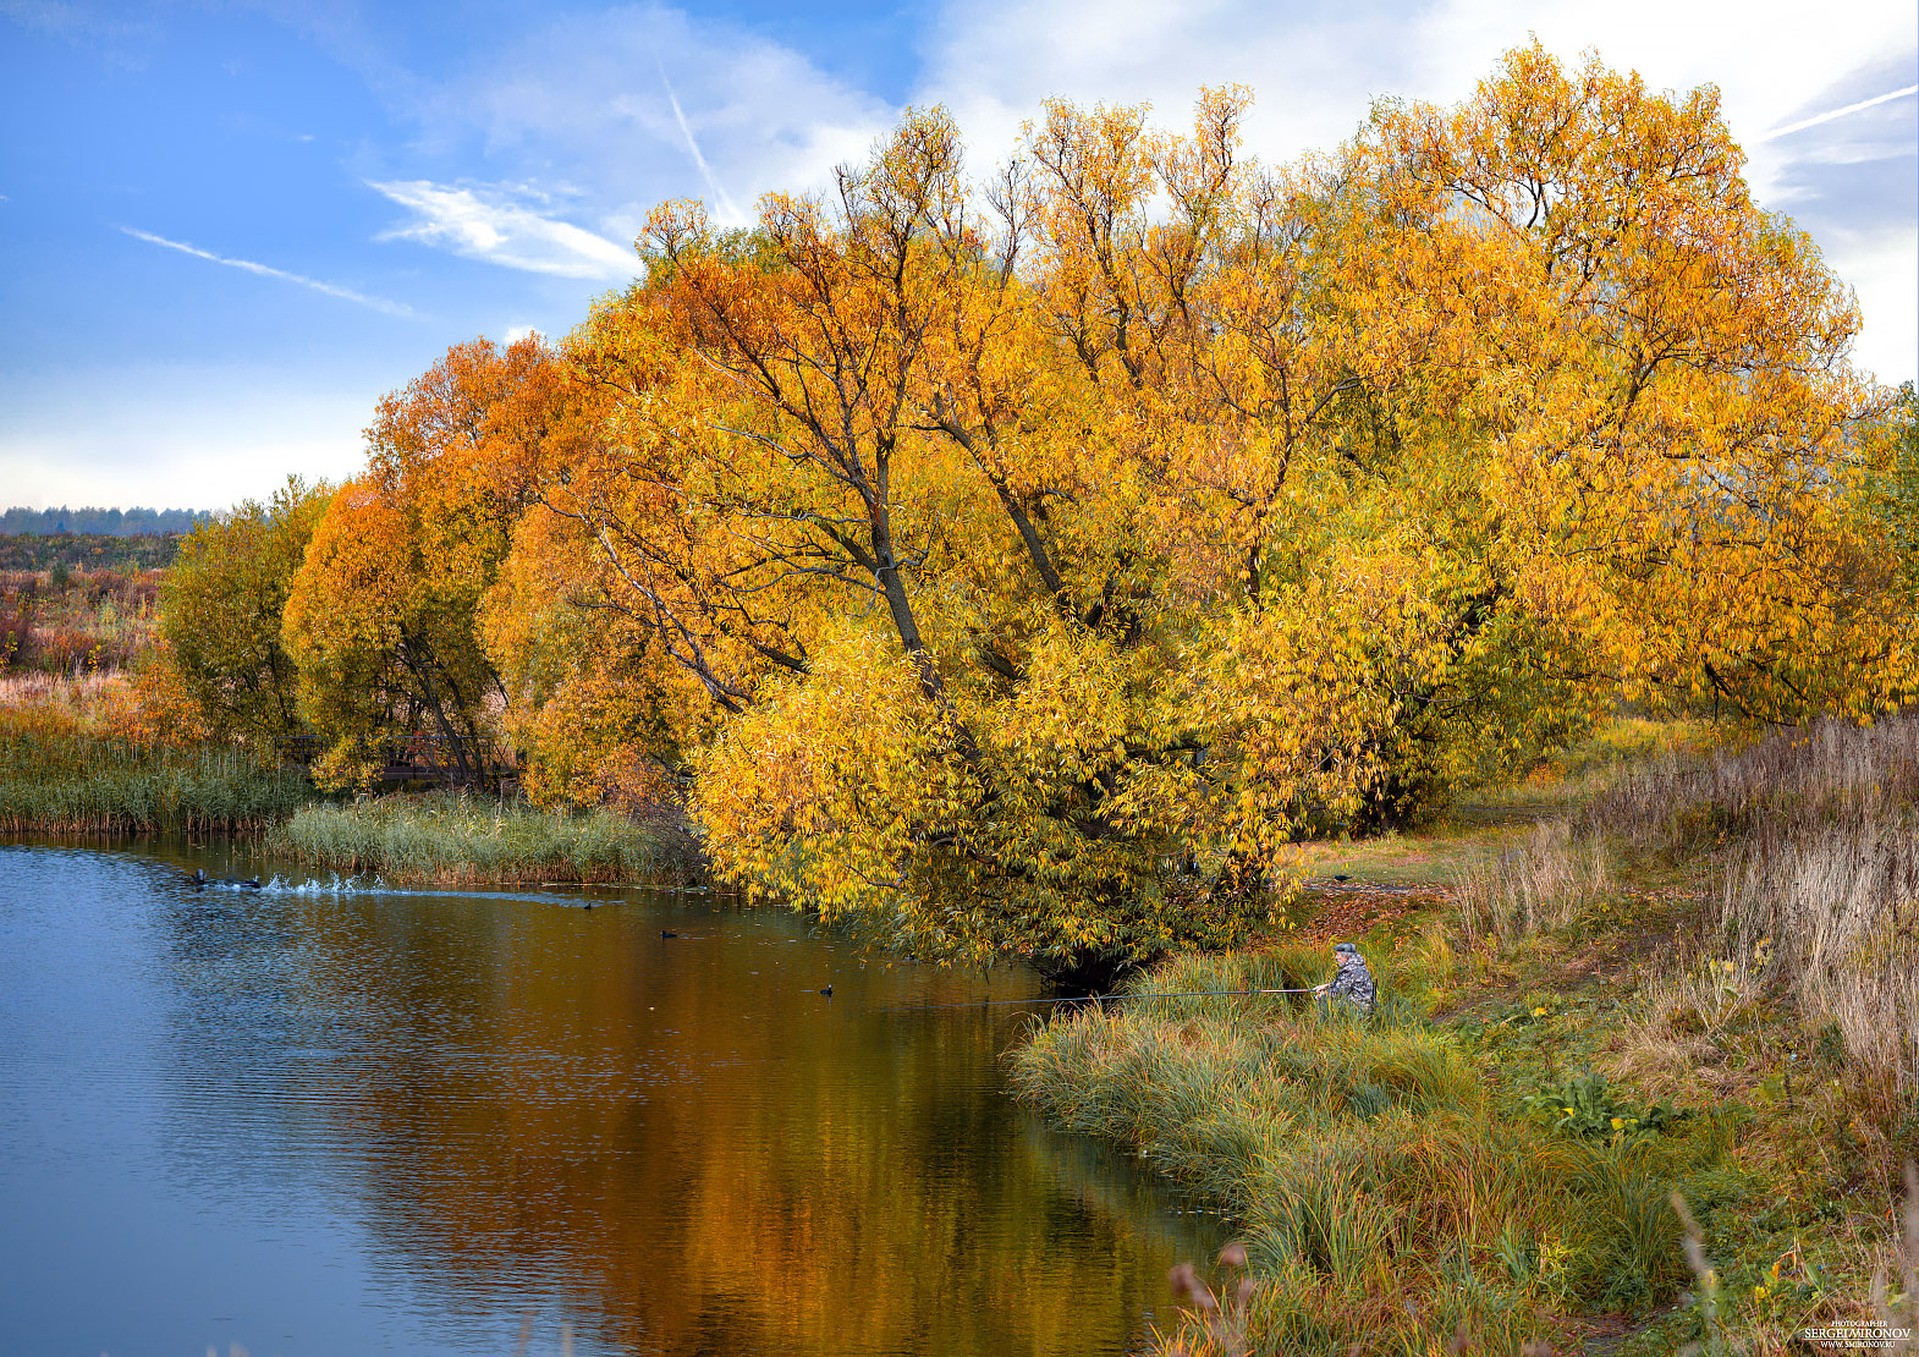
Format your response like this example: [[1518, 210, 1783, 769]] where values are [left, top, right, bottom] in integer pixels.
[[2, 0, 1914, 511]]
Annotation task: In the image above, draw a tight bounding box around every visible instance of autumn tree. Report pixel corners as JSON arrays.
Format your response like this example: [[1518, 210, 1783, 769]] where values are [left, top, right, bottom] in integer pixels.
[[1867, 382, 1919, 603], [471, 47, 1912, 976], [1368, 44, 1911, 726], [283, 336, 565, 789], [159, 476, 330, 752], [478, 499, 690, 811], [534, 108, 1402, 977]]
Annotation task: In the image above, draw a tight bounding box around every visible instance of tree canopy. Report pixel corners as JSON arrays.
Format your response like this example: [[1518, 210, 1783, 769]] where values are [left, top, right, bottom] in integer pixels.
[[280, 337, 561, 789], [213, 46, 1916, 977]]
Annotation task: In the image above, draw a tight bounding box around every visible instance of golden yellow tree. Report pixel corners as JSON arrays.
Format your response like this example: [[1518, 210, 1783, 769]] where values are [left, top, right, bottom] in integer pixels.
[[473, 47, 1912, 975]]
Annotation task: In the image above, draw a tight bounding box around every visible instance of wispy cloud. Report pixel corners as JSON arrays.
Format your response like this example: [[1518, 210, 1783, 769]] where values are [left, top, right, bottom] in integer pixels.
[[1763, 83, 1919, 140], [370, 180, 636, 281], [658, 62, 746, 226], [417, 4, 892, 228], [120, 226, 414, 317]]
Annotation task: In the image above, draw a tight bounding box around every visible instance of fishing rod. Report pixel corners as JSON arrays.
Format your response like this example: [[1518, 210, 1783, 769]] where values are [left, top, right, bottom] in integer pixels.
[[901, 986, 1319, 1012]]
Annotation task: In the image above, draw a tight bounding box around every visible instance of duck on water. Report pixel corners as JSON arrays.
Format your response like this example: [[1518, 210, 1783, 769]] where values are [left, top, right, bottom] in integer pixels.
[[186, 870, 261, 891]]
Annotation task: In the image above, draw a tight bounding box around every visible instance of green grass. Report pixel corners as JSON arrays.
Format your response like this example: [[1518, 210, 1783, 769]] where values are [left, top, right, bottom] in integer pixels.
[[1012, 946, 1731, 1353], [0, 727, 314, 834], [1016, 716, 1919, 1355], [1287, 824, 1516, 888], [271, 791, 699, 885], [1285, 719, 1715, 889]]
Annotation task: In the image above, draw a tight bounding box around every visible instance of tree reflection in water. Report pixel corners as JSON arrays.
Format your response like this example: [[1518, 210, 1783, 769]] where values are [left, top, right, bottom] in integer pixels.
[[120, 853, 1222, 1355]]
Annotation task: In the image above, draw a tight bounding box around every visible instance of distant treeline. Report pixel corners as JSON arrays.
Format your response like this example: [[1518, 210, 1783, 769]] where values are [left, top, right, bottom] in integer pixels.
[[1, 506, 212, 537]]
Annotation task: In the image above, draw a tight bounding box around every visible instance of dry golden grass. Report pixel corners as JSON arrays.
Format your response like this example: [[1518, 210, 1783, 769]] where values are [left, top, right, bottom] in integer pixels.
[[1719, 821, 1919, 1093], [0, 668, 126, 711], [1455, 820, 1614, 946]]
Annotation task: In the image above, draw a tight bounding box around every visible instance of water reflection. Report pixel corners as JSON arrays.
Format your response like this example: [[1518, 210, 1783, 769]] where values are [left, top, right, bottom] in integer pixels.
[[0, 844, 1219, 1356]]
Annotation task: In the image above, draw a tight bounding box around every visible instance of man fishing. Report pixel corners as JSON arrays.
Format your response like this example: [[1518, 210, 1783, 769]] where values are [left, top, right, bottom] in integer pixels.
[[1314, 941, 1377, 1016]]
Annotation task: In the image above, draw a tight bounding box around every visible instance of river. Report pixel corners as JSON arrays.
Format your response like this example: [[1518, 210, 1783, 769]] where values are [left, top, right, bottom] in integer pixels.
[[0, 843, 1221, 1356]]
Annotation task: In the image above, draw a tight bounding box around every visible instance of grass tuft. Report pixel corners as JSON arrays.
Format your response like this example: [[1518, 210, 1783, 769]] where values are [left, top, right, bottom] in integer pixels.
[[1011, 946, 1719, 1353]]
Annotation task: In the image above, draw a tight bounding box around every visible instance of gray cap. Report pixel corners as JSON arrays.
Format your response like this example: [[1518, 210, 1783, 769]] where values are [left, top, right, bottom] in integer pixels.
[[1333, 942, 1358, 955]]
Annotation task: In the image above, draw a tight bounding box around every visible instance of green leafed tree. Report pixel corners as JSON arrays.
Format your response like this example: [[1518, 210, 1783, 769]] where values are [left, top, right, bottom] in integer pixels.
[[158, 476, 330, 753]]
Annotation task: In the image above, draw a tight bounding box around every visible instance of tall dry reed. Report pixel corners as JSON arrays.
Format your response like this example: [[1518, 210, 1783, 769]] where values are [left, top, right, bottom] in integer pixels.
[[1455, 819, 1614, 945], [1585, 717, 1919, 1096]]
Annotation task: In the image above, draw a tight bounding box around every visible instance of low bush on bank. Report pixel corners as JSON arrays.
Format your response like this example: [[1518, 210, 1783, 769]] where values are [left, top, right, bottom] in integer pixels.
[[271, 792, 700, 885]]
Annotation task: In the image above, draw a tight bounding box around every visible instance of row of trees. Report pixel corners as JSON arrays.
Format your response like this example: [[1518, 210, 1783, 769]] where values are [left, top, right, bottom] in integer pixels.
[[159, 46, 1919, 978], [0, 506, 211, 536]]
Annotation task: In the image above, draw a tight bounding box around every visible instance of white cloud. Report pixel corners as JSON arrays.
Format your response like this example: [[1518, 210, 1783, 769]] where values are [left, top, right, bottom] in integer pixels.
[[120, 226, 415, 317], [370, 179, 637, 280], [918, 0, 1406, 170], [403, 4, 894, 232], [1821, 226, 1919, 387]]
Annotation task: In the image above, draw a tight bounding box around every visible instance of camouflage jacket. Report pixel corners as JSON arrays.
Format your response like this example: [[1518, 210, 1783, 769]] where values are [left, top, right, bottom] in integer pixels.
[[1327, 953, 1377, 1013]]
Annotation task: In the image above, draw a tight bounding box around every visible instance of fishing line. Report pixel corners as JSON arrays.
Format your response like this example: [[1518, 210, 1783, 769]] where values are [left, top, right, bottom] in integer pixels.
[[890, 986, 1318, 1013]]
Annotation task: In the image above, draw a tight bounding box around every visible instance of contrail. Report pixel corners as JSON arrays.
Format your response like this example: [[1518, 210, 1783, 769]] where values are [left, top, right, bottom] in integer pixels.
[[120, 226, 415, 317], [1763, 84, 1918, 140], [657, 63, 746, 225]]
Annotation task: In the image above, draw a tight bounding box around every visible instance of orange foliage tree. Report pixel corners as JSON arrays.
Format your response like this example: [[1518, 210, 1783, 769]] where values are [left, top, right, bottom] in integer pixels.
[[283, 336, 564, 789]]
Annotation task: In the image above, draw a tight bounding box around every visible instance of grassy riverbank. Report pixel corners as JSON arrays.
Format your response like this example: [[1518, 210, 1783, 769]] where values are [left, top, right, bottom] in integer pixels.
[[271, 792, 700, 885], [1014, 719, 1919, 1355], [0, 673, 312, 833], [0, 675, 700, 882]]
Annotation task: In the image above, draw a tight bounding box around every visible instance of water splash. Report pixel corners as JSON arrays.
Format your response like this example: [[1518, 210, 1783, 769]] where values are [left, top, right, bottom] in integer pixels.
[[195, 873, 607, 908]]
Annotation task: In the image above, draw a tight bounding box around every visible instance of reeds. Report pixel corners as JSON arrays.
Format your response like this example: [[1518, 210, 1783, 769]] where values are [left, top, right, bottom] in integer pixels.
[[0, 727, 312, 833], [0, 674, 310, 833], [271, 791, 701, 885], [1467, 717, 1918, 1099], [1590, 717, 1919, 1098], [1455, 819, 1613, 945], [1583, 716, 1919, 856]]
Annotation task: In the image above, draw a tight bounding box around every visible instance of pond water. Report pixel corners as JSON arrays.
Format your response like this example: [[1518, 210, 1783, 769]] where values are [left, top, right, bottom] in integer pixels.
[[0, 843, 1222, 1356]]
